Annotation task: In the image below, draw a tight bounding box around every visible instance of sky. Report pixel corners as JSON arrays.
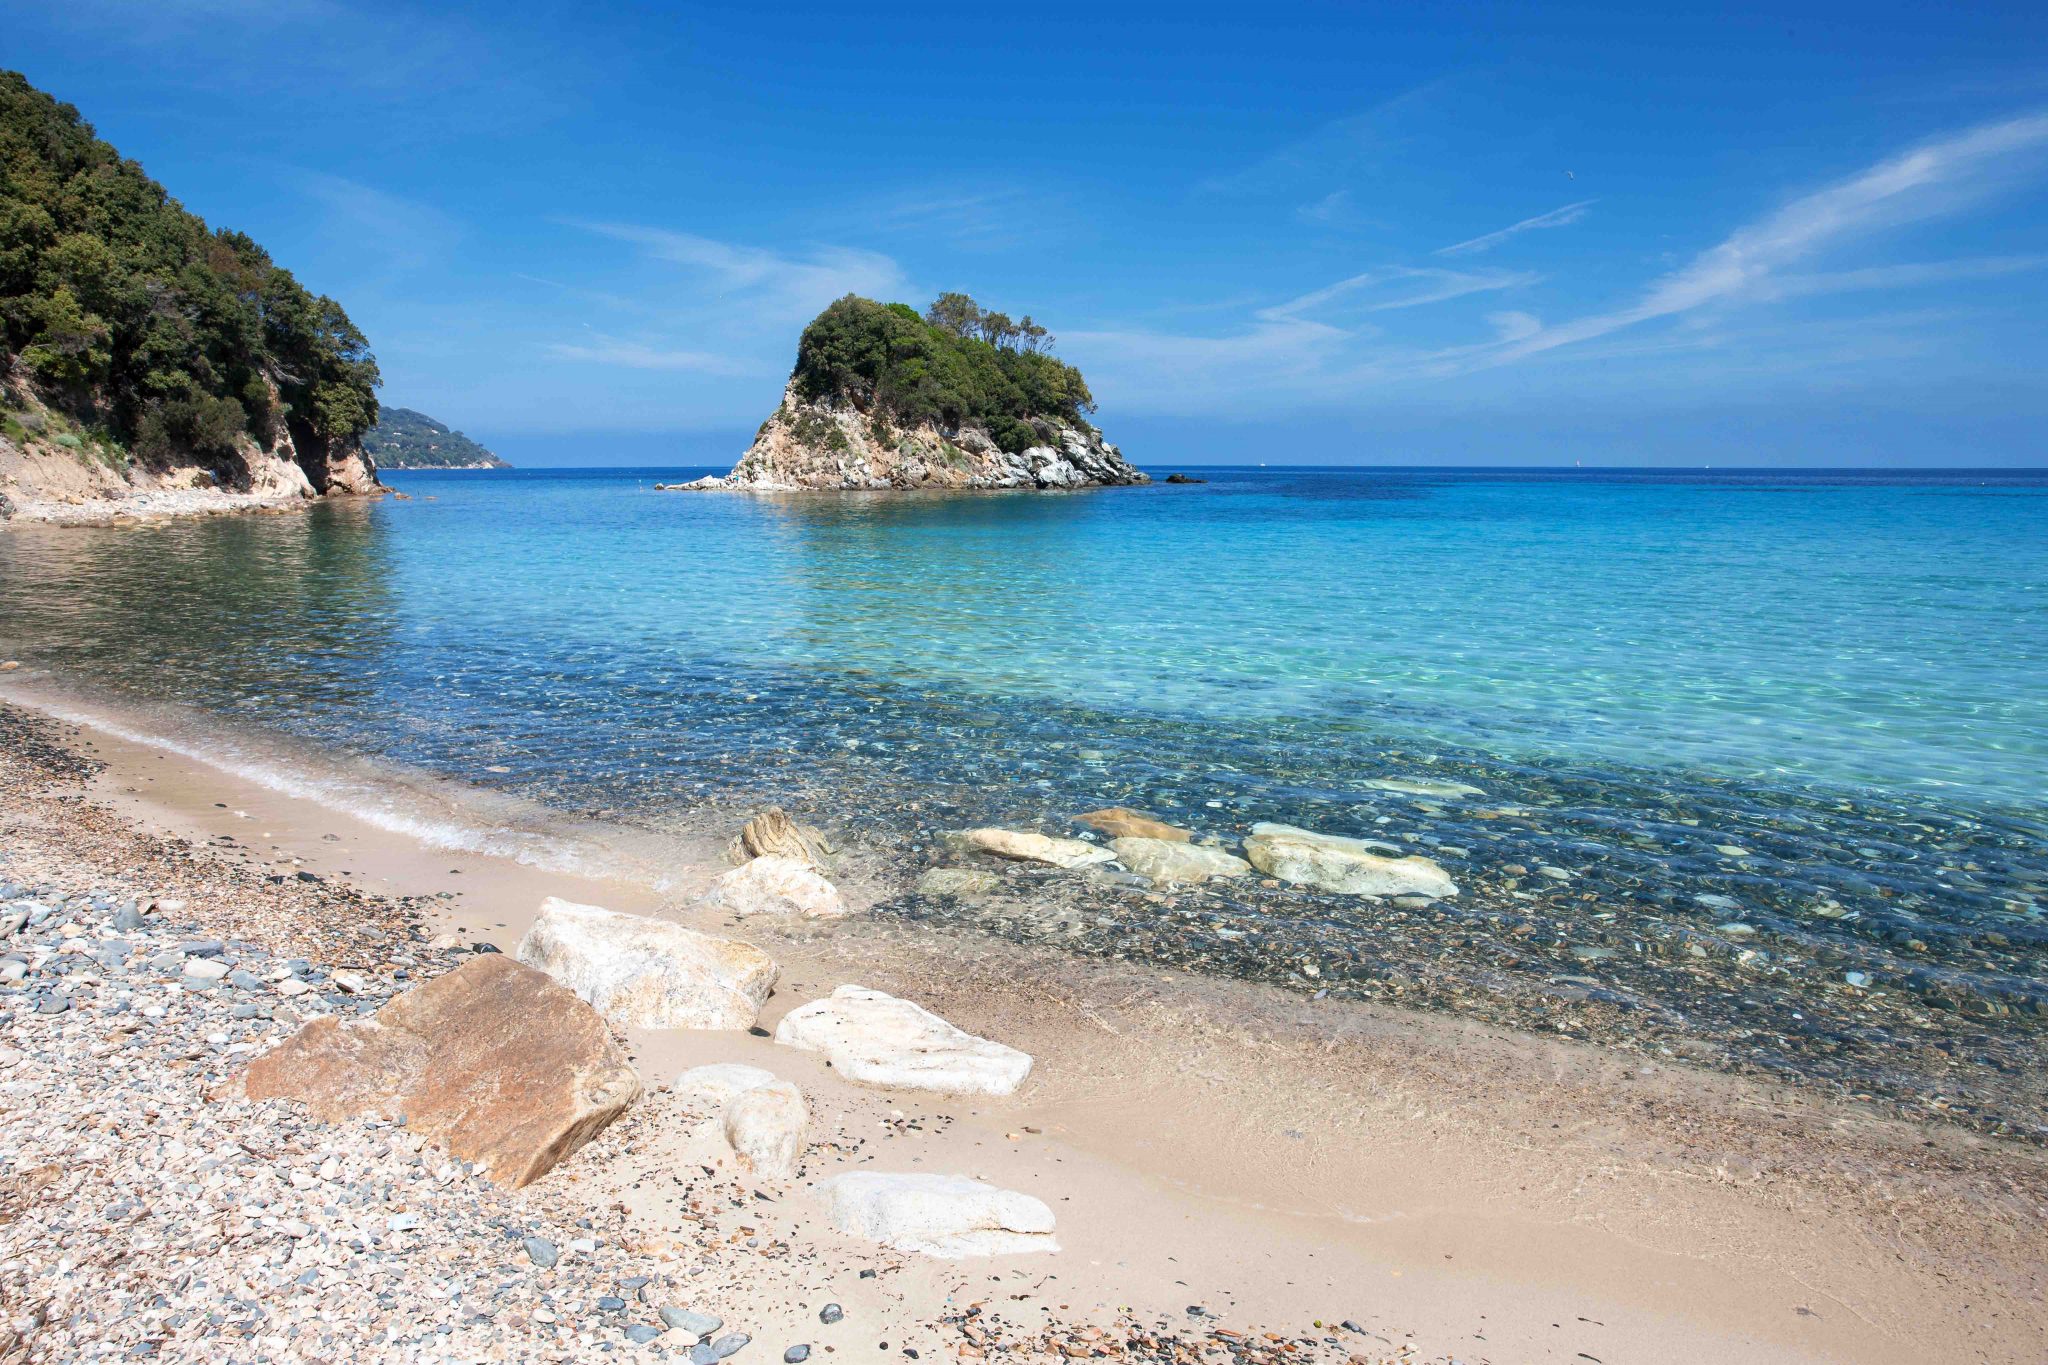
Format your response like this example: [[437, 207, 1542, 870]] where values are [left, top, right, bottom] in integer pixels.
[[7, 0, 2048, 467]]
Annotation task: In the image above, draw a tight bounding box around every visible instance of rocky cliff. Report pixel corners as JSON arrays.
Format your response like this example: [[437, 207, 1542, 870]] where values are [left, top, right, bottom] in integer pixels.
[[684, 383, 1144, 492], [674, 294, 1146, 492]]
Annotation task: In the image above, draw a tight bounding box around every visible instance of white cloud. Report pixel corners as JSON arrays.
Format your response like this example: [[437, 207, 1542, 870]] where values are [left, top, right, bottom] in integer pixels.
[[293, 171, 458, 276], [1491, 111, 2048, 363], [1262, 266, 1536, 320], [1487, 310, 1543, 342], [570, 222, 906, 326], [547, 336, 761, 376], [1434, 199, 1595, 256]]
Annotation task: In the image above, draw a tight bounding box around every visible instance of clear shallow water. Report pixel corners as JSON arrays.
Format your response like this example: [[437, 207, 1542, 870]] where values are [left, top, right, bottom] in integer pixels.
[[2, 467, 2044, 1134]]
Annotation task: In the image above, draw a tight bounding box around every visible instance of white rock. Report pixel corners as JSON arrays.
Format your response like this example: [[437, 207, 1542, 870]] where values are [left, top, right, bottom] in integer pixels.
[[182, 958, 229, 981], [774, 985, 1031, 1096], [1110, 837, 1250, 885], [723, 1079, 807, 1179], [1365, 776, 1486, 798], [331, 969, 370, 994], [674, 1063, 778, 1111], [702, 856, 847, 920], [1242, 823, 1458, 899], [817, 1172, 1057, 1258], [957, 828, 1113, 870], [274, 977, 311, 997], [516, 897, 777, 1029]]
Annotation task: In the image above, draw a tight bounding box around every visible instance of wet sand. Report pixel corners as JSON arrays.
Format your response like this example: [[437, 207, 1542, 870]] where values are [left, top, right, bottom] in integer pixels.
[[7, 690, 2046, 1364]]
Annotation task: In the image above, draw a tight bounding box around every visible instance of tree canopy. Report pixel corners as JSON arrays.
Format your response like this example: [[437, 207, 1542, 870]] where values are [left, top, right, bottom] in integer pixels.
[[0, 70, 379, 463], [791, 294, 1093, 453]]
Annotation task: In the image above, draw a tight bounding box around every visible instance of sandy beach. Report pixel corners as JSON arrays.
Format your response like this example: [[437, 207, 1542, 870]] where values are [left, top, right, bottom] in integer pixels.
[[2, 690, 2042, 1364]]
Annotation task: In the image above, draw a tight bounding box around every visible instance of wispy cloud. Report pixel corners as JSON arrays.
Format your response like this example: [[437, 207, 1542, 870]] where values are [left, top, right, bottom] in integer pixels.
[[1434, 199, 1595, 256], [547, 335, 761, 376], [1261, 266, 1536, 319], [1490, 112, 2048, 363], [570, 222, 906, 325], [1201, 81, 1450, 195], [292, 171, 459, 277]]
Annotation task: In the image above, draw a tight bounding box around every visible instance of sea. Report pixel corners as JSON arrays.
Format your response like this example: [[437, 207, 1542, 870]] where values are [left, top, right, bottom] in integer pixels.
[[2, 466, 2043, 1136]]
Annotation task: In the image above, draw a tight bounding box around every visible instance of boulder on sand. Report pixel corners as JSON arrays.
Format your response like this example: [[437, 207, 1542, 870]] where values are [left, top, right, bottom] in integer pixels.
[[723, 1079, 808, 1179], [516, 897, 777, 1029], [817, 1172, 1058, 1258], [774, 985, 1032, 1097], [674, 1062, 778, 1111], [702, 855, 847, 920], [956, 828, 1113, 870], [240, 954, 641, 1188], [1242, 822, 1458, 899], [729, 807, 834, 870], [1111, 836, 1249, 885], [1076, 807, 1191, 842]]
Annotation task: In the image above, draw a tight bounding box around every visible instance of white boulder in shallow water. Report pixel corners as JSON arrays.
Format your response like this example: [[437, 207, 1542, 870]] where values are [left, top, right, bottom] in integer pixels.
[[724, 1079, 808, 1179], [957, 828, 1114, 870], [702, 855, 848, 920], [1242, 823, 1458, 899], [1111, 836, 1250, 885], [516, 897, 777, 1029], [674, 1062, 778, 1111], [775, 985, 1033, 1096], [1364, 777, 1486, 799], [817, 1172, 1057, 1258]]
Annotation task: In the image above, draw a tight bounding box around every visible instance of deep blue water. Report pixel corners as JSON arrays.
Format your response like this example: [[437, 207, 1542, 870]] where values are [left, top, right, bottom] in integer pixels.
[[2, 466, 2043, 1132]]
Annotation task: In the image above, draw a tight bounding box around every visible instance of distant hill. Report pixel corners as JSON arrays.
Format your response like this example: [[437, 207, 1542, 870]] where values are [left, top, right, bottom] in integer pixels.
[[362, 408, 507, 469]]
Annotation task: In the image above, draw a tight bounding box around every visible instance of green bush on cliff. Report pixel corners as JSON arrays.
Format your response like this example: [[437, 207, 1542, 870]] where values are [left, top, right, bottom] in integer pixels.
[[791, 294, 1094, 454], [0, 70, 379, 459]]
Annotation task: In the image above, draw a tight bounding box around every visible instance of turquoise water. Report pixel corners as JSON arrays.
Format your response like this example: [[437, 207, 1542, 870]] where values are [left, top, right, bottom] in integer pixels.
[[2, 467, 2044, 1133]]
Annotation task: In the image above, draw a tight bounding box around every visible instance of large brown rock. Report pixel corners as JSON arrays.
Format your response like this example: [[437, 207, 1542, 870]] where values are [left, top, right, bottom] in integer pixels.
[[241, 954, 642, 1188], [729, 806, 834, 870], [1076, 807, 1192, 842]]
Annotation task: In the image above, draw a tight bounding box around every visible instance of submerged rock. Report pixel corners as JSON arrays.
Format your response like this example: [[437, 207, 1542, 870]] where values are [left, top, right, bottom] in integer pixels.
[[702, 855, 847, 920], [817, 1172, 1058, 1258], [1241, 823, 1458, 899], [723, 1079, 807, 1179], [240, 954, 641, 1188], [516, 897, 777, 1029], [729, 807, 833, 871], [957, 828, 1114, 870], [915, 867, 1000, 898], [774, 984, 1032, 1096], [1364, 777, 1487, 799], [1076, 807, 1192, 842], [1111, 837, 1250, 885]]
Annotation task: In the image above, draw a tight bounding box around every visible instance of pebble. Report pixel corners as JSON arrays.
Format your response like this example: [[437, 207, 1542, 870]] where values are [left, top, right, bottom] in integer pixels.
[[819, 1304, 844, 1325], [664, 1308, 724, 1339], [523, 1236, 559, 1268], [785, 1347, 811, 1362]]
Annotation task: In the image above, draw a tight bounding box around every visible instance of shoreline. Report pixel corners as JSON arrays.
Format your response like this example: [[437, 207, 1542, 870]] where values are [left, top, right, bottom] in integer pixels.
[[3, 694, 2045, 1362]]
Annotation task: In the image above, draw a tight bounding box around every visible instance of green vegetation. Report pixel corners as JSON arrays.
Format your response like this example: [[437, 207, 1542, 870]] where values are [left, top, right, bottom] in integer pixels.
[[0, 70, 379, 467], [361, 406, 507, 468], [791, 294, 1095, 454]]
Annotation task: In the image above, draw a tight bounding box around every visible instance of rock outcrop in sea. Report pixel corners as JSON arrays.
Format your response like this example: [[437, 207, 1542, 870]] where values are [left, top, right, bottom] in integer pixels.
[[670, 293, 1147, 492]]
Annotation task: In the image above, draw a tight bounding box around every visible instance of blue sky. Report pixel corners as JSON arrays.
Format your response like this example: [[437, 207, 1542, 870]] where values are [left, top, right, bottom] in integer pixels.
[[8, 1, 2048, 466]]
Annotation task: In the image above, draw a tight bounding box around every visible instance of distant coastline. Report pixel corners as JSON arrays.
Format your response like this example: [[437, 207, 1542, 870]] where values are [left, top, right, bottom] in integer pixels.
[[362, 407, 509, 470]]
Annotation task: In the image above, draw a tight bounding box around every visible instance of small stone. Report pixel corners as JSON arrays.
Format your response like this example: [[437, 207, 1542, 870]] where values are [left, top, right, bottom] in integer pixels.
[[599, 1296, 628, 1312], [819, 1305, 844, 1326], [182, 958, 230, 981], [523, 1236, 558, 1268], [708, 1333, 751, 1360], [662, 1309, 723, 1340], [628, 1325, 663, 1345], [785, 1348, 811, 1363]]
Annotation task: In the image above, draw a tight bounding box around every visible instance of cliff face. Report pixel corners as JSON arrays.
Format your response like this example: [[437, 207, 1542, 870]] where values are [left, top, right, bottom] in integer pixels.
[[693, 384, 1145, 492], [0, 368, 381, 523]]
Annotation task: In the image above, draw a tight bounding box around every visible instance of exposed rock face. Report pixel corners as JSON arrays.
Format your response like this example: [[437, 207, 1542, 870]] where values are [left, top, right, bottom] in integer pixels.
[[775, 984, 1033, 1097], [678, 386, 1146, 492], [702, 855, 848, 920], [817, 1172, 1058, 1258], [956, 828, 1115, 870], [1076, 807, 1192, 842], [1111, 836, 1250, 885], [516, 897, 778, 1029], [723, 1080, 808, 1179], [0, 377, 382, 522], [239, 954, 641, 1188], [1241, 822, 1459, 899]]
